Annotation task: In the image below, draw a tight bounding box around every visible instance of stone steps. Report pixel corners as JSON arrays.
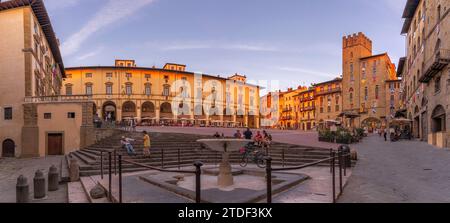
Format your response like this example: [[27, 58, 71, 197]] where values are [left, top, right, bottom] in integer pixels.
[[79, 176, 110, 203], [70, 131, 344, 176], [68, 182, 90, 203]]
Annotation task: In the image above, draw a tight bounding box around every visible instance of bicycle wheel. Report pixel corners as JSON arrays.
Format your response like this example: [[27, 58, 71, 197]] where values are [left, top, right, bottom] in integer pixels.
[[240, 156, 249, 167], [256, 155, 266, 168]]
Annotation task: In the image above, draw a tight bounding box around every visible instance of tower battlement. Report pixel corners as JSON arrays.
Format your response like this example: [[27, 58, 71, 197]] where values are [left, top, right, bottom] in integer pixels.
[[343, 32, 372, 52]]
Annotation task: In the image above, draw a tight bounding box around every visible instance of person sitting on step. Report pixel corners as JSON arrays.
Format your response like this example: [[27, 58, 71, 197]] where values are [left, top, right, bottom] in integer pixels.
[[121, 136, 137, 156]]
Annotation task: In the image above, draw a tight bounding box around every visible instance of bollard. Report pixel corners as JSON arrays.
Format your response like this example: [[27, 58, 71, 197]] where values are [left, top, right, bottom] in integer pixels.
[[34, 170, 46, 199], [266, 157, 273, 203], [16, 175, 29, 203], [48, 165, 59, 191], [331, 151, 336, 203], [108, 152, 112, 201], [100, 151, 104, 179], [119, 155, 123, 203], [194, 161, 203, 203], [69, 158, 80, 182]]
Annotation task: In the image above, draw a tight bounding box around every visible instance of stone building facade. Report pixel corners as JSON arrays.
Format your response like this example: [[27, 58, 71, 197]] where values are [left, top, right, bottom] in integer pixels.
[[398, 0, 449, 148], [294, 88, 316, 131], [63, 60, 261, 128], [314, 78, 342, 126], [0, 0, 94, 158], [341, 32, 399, 130], [262, 32, 401, 131]]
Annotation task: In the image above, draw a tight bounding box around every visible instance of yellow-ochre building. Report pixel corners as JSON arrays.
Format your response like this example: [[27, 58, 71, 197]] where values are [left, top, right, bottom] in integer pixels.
[[63, 60, 261, 128]]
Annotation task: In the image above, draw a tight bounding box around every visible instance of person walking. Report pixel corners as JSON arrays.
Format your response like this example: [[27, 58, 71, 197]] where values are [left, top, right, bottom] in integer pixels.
[[143, 131, 151, 158], [383, 128, 388, 141]]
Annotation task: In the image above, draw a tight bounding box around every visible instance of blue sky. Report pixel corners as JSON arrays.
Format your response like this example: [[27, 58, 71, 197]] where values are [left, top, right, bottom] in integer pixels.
[[44, 0, 407, 91]]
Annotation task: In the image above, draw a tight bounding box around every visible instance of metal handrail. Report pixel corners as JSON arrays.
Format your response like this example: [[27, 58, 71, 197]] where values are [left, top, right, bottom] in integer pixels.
[[265, 149, 351, 204], [121, 158, 196, 174], [117, 155, 203, 203]]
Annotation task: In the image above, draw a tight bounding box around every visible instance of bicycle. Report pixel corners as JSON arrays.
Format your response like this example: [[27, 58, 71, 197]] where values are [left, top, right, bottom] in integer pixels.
[[239, 144, 266, 168]]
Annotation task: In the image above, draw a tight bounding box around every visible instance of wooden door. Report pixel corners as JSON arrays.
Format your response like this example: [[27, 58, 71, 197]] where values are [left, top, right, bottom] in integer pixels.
[[2, 139, 15, 157], [421, 112, 428, 141], [48, 134, 63, 155]]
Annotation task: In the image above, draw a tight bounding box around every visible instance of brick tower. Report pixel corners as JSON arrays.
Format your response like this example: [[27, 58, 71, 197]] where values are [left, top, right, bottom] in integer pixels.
[[342, 32, 373, 114]]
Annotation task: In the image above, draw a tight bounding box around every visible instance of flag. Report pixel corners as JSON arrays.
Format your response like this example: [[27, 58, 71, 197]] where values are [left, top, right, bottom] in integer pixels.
[[51, 64, 57, 78]]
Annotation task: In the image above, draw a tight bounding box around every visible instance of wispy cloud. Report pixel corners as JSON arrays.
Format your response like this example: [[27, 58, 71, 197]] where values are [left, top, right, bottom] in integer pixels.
[[148, 41, 281, 52], [44, 0, 81, 10], [277, 67, 337, 78], [149, 40, 340, 56], [76, 47, 104, 61], [382, 0, 407, 13], [62, 0, 156, 57]]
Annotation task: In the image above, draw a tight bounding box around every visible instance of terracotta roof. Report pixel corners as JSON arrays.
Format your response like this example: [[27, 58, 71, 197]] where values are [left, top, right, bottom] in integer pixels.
[[312, 78, 342, 87], [0, 0, 65, 77], [359, 53, 388, 60]]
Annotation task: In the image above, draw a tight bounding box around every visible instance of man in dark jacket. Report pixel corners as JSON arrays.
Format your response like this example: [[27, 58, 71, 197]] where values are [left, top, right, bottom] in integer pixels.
[[243, 128, 253, 140]]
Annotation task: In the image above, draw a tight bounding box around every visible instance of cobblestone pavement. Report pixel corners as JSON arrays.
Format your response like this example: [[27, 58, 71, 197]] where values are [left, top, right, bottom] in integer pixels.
[[138, 126, 340, 149], [272, 167, 352, 203], [339, 135, 450, 203], [0, 156, 67, 203]]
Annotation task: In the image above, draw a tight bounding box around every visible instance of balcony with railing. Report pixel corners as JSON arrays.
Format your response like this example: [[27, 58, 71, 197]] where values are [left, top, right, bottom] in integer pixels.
[[419, 49, 450, 83], [24, 95, 93, 103], [315, 87, 342, 96]]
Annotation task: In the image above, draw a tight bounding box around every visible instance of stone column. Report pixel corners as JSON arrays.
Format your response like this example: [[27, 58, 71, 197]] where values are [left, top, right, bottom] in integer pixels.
[[116, 108, 122, 122], [137, 107, 142, 123], [156, 107, 161, 123]]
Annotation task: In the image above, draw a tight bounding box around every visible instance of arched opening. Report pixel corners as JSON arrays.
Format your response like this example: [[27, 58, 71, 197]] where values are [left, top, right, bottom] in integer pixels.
[[193, 105, 206, 127], [102, 101, 117, 121], [223, 108, 234, 128], [176, 103, 190, 116], [141, 102, 155, 117], [160, 102, 173, 118], [93, 103, 98, 116], [177, 103, 192, 126], [361, 117, 381, 133], [141, 101, 156, 126], [413, 107, 420, 138], [2, 139, 15, 158], [431, 105, 446, 133], [122, 101, 137, 119]]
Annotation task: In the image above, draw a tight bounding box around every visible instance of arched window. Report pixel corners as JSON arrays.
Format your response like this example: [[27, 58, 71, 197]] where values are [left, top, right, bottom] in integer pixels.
[[105, 83, 113, 95], [437, 5, 441, 20], [349, 88, 354, 102], [163, 85, 170, 96], [125, 83, 132, 95], [364, 87, 368, 101], [375, 85, 379, 99], [435, 76, 441, 93], [65, 84, 73, 96], [85, 83, 93, 95], [145, 83, 151, 96]]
